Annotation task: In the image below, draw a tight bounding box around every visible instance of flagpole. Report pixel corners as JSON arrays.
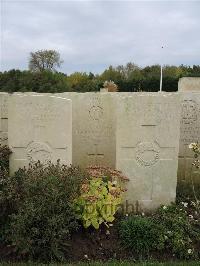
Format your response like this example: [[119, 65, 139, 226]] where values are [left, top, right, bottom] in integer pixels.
[[160, 64, 163, 92], [159, 46, 164, 92]]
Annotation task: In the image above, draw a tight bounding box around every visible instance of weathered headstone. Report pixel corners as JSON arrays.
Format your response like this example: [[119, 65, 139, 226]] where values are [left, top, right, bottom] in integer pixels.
[[178, 92, 200, 184], [8, 94, 72, 174], [100, 88, 108, 92], [116, 93, 181, 210], [0, 93, 8, 145], [23, 92, 116, 168], [66, 93, 116, 168], [178, 77, 200, 92]]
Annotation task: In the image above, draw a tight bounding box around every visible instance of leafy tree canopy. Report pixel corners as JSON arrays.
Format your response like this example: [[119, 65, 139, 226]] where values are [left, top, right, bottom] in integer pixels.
[[29, 50, 63, 72]]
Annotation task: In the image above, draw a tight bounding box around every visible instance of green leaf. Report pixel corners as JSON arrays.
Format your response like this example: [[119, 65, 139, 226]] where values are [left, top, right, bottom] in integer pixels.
[[91, 218, 100, 229], [84, 220, 91, 228]]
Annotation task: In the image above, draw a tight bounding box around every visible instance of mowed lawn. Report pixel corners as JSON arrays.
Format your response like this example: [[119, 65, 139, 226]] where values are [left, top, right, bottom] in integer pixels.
[[0, 262, 200, 266]]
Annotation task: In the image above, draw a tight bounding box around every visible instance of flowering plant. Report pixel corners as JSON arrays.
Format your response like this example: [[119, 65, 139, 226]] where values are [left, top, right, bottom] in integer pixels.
[[74, 166, 128, 229], [189, 142, 200, 215], [189, 142, 200, 169], [103, 80, 118, 92]]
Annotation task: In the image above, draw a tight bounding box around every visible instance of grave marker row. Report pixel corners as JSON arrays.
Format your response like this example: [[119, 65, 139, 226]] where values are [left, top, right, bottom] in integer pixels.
[[0, 86, 199, 210]]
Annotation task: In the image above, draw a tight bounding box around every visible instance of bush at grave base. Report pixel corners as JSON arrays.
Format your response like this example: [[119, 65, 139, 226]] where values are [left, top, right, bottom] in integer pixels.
[[1, 160, 129, 261], [1, 144, 199, 262], [74, 166, 129, 229], [0, 145, 11, 176], [2, 161, 89, 262], [119, 203, 200, 259], [119, 216, 165, 256], [0, 145, 12, 241]]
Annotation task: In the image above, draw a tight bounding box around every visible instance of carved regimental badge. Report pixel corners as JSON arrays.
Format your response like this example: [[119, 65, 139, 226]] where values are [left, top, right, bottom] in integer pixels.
[[89, 105, 103, 121], [136, 142, 160, 167], [27, 142, 52, 164]]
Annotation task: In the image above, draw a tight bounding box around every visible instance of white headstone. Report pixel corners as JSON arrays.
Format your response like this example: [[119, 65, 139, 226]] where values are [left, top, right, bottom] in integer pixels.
[[178, 92, 200, 184], [0, 93, 8, 145], [67, 93, 116, 168], [116, 93, 181, 211], [8, 94, 72, 174], [100, 88, 108, 92], [178, 77, 200, 92]]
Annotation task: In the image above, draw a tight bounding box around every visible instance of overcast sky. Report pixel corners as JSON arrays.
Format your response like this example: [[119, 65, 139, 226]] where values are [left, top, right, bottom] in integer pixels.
[[1, 0, 200, 74]]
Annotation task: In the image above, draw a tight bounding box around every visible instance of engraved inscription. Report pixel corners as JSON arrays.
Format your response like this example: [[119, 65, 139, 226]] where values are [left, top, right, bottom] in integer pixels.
[[180, 126, 200, 143], [16, 102, 61, 124], [1, 97, 8, 117], [76, 125, 113, 140], [136, 142, 160, 167], [27, 142, 52, 164], [141, 104, 161, 126], [181, 100, 197, 125], [180, 99, 200, 143], [76, 96, 113, 141]]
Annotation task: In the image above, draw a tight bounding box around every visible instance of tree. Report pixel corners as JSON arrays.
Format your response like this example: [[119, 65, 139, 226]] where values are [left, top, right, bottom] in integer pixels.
[[67, 72, 100, 92], [142, 65, 161, 78], [116, 62, 140, 80], [100, 66, 123, 84], [28, 50, 63, 72]]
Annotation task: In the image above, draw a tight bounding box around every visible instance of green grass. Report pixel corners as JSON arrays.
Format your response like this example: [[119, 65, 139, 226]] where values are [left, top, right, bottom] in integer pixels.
[[0, 262, 200, 266]]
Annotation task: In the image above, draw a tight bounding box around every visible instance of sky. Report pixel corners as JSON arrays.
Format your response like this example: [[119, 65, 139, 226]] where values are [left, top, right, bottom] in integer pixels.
[[0, 0, 200, 74]]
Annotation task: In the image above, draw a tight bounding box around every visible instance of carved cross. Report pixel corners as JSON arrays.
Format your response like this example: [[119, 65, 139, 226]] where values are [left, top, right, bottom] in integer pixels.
[[88, 144, 104, 164]]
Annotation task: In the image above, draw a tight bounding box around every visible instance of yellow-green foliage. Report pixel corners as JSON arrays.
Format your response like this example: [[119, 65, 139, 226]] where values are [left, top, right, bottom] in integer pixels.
[[74, 177, 125, 229]]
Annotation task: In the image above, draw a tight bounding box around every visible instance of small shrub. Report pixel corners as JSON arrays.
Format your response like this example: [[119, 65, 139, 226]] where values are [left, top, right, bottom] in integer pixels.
[[176, 182, 200, 203], [119, 202, 200, 259], [0, 145, 11, 240], [103, 80, 118, 92], [155, 203, 200, 259], [177, 142, 200, 215], [74, 166, 128, 229], [0, 144, 11, 176], [119, 216, 165, 256], [4, 161, 89, 261], [189, 142, 200, 170], [188, 142, 200, 215]]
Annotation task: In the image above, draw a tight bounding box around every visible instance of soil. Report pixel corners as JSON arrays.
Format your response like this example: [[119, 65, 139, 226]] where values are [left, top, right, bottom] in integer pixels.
[[0, 242, 18, 262], [0, 224, 136, 263], [67, 224, 132, 262], [0, 222, 198, 263]]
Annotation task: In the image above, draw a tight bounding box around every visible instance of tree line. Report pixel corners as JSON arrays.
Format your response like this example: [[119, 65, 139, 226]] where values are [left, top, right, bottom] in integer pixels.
[[0, 50, 200, 93]]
